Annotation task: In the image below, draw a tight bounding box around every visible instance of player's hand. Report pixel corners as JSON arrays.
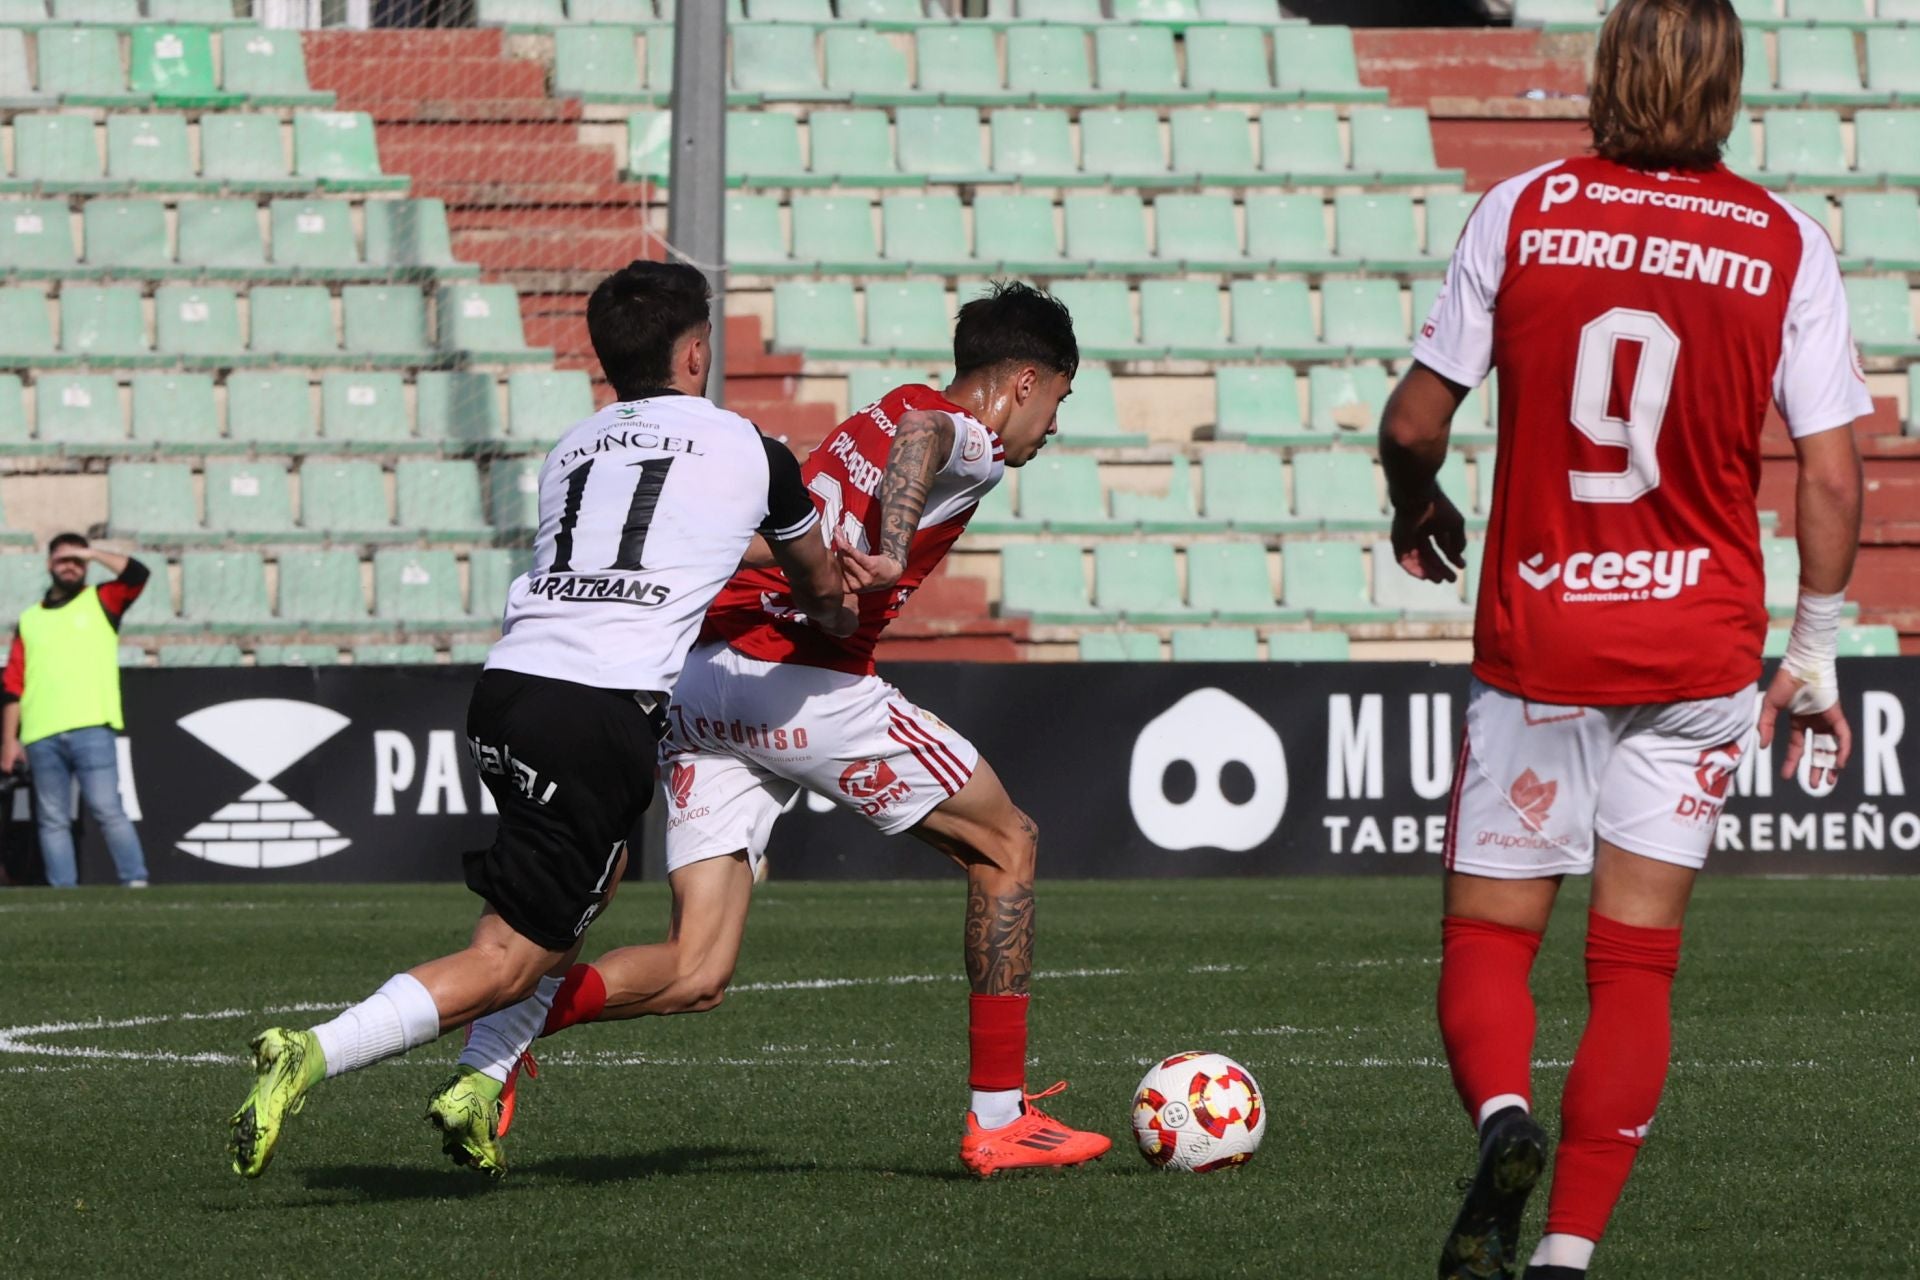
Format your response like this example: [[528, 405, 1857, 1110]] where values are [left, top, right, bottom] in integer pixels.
[[1390, 486, 1468, 583], [0, 740, 21, 775], [835, 538, 905, 594], [1758, 666, 1851, 788]]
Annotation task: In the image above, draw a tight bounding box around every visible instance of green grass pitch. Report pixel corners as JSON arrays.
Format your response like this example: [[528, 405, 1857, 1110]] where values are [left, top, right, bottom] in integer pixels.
[[2, 877, 1916, 1278]]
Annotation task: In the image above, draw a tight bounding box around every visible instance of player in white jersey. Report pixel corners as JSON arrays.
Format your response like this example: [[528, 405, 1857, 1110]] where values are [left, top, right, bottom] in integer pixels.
[[226, 262, 854, 1179]]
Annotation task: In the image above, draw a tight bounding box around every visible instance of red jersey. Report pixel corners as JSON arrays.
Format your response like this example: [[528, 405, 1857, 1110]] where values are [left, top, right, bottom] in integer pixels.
[[1413, 155, 1870, 705], [703, 384, 1004, 676]]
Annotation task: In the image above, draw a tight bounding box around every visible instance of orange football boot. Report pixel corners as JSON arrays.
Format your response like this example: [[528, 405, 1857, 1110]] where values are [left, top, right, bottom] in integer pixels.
[[460, 1025, 538, 1137], [959, 1081, 1112, 1177]]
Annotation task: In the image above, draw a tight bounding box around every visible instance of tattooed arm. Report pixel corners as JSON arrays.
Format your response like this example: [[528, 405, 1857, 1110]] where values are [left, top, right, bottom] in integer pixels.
[[837, 409, 955, 593]]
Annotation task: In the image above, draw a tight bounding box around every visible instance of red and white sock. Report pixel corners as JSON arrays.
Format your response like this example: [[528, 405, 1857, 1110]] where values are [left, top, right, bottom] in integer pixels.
[[1438, 915, 1544, 1128], [1545, 911, 1682, 1244], [968, 993, 1028, 1129], [539, 963, 607, 1038]]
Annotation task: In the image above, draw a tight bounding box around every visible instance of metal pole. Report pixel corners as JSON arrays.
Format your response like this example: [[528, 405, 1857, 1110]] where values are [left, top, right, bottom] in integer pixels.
[[668, 0, 728, 406]]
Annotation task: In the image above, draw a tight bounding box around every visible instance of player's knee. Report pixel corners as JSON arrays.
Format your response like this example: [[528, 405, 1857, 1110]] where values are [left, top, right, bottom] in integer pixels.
[[994, 807, 1039, 880], [669, 963, 733, 1013]]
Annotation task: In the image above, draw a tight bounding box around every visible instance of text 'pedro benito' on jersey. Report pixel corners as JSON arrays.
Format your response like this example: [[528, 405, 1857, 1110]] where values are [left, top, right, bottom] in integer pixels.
[[1414, 154, 1871, 706], [486, 393, 820, 694]]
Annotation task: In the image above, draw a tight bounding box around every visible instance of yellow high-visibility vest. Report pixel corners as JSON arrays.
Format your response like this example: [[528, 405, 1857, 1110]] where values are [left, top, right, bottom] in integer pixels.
[[17, 586, 124, 745]]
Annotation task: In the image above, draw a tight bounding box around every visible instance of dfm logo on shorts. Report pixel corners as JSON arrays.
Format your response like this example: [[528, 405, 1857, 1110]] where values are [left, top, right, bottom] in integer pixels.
[[1676, 741, 1742, 825], [839, 758, 912, 818], [1128, 690, 1287, 853], [1517, 547, 1710, 602], [174, 699, 351, 869]]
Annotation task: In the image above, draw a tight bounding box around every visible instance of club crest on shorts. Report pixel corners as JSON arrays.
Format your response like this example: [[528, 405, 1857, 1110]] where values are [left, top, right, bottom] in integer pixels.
[[1509, 769, 1557, 833], [668, 761, 697, 809], [838, 757, 912, 817]]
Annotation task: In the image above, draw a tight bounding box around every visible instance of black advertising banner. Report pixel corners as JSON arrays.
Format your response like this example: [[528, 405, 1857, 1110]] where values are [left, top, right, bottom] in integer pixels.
[[72, 660, 1920, 884]]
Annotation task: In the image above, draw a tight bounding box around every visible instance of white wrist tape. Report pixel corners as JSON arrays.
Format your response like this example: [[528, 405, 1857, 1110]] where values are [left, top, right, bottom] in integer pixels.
[[1780, 589, 1844, 716]]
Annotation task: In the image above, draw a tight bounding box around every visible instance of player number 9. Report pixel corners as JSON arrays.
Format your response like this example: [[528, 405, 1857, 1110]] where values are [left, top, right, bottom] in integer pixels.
[[1567, 306, 1680, 504]]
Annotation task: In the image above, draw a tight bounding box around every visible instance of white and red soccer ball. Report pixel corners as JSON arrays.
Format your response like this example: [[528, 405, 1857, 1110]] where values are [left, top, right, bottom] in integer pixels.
[[1131, 1051, 1266, 1172]]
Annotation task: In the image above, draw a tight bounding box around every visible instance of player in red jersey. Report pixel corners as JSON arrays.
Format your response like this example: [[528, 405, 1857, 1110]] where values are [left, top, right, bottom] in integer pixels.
[[461, 282, 1111, 1176], [1380, 3, 1867, 1276]]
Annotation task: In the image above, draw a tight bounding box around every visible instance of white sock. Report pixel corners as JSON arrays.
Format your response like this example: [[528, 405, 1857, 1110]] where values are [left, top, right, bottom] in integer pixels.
[[1477, 1093, 1530, 1131], [971, 1088, 1021, 1130], [1529, 1234, 1596, 1270], [310, 973, 442, 1079], [458, 974, 563, 1083]]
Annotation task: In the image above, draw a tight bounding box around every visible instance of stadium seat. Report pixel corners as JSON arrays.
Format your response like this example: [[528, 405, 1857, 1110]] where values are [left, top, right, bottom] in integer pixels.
[[809, 110, 914, 186], [1141, 281, 1236, 359], [418, 371, 507, 451], [1213, 366, 1308, 444], [200, 112, 303, 192], [1307, 364, 1390, 433], [864, 281, 950, 359], [1282, 539, 1393, 623], [1170, 627, 1260, 661], [299, 459, 399, 538], [1349, 108, 1458, 184], [180, 552, 275, 632], [276, 548, 368, 630], [1225, 279, 1323, 359], [1855, 109, 1920, 185], [1846, 277, 1920, 356], [321, 372, 411, 450], [1169, 108, 1261, 185], [1198, 451, 1289, 531], [1839, 194, 1920, 270], [440, 284, 544, 362], [824, 28, 916, 105], [0, 376, 34, 457], [11, 113, 108, 190], [1513, 0, 1603, 30], [353, 642, 439, 665], [366, 199, 470, 279], [254, 643, 343, 666], [882, 194, 974, 273], [156, 285, 245, 363], [129, 25, 238, 108], [1007, 26, 1105, 105], [1053, 365, 1146, 447], [131, 373, 222, 451], [342, 286, 431, 362], [295, 111, 406, 191], [1064, 194, 1168, 273], [205, 460, 298, 540], [0, 554, 49, 626], [62, 285, 151, 363], [553, 26, 645, 102], [1864, 30, 1920, 101], [36, 28, 137, 106], [489, 456, 543, 533], [1049, 281, 1143, 360], [912, 28, 1007, 107], [1334, 194, 1433, 272], [974, 194, 1080, 274], [1155, 194, 1256, 271], [178, 199, 268, 272], [270, 199, 359, 274], [396, 459, 491, 541], [991, 109, 1095, 185], [792, 195, 895, 273], [224, 372, 314, 448], [0, 30, 47, 109], [622, 110, 673, 183], [1762, 110, 1864, 184], [1775, 28, 1873, 105], [771, 281, 864, 358], [1321, 280, 1407, 358], [1762, 536, 1799, 617], [1077, 631, 1162, 661], [1094, 26, 1195, 104], [0, 199, 73, 275], [1783, 0, 1872, 21], [730, 111, 824, 186], [1258, 107, 1348, 184], [154, 643, 243, 667], [1182, 26, 1290, 103], [1741, 35, 1792, 108], [894, 106, 996, 183], [998, 543, 1102, 622], [477, 0, 565, 26], [82, 198, 169, 270], [732, 23, 836, 102], [36, 373, 122, 449], [749, 0, 831, 22], [1093, 544, 1191, 623], [508, 369, 596, 443], [840, 0, 933, 26], [1110, 456, 1206, 532], [222, 27, 333, 106], [1425, 193, 1479, 257], [1244, 194, 1332, 269], [248, 286, 338, 361], [1187, 542, 1294, 622], [1834, 625, 1902, 657], [468, 547, 529, 623], [1081, 108, 1177, 186], [1015, 454, 1111, 532], [1272, 25, 1385, 102], [108, 462, 199, 542], [727, 194, 792, 272], [1370, 539, 1470, 617], [1266, 630, 1351, 661]]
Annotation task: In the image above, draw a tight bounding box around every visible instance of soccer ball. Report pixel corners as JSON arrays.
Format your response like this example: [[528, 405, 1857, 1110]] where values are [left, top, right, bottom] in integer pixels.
[[1131, 1051, 1266, 1172]]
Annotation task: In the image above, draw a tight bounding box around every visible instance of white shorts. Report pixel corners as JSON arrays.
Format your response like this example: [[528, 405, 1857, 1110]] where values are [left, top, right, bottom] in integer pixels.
[[659, 642, 980, 876], [1445, 678, 1759, 878]]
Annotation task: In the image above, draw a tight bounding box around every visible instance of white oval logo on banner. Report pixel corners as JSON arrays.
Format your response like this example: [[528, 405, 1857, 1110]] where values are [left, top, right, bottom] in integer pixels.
[[1128, 689, 1287, 852]]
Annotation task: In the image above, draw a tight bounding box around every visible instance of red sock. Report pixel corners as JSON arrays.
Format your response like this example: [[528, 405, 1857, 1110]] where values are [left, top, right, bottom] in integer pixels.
[[1438, 915, 1544, 1125], [1545, 911, 1683, 1242], [540, 963, 607, 1038], [968, 993, 1028, 1091]]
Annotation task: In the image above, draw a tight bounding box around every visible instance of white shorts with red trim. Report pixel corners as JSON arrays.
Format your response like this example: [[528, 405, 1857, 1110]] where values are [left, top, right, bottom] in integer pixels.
[[658, 641, 979, 875], [1445, 678, 1760, 878]]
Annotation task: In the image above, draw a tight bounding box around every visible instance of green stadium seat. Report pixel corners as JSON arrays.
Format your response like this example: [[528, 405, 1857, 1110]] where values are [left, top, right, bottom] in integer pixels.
[[1199, 0, 1287, 18], [11, 113, 108, 191], [1077, 631, 1162, 661], [489, 456, 543, 533], [1370, 538, 1469, 616], [1308, 363, 1390, 433], [792, 195, 894, 272], [1245, 194, 1333, 270], [276, 548, 368, 631], [1839, 193, 1920, 270], [1094, 544, 1192, 623], [728, 111, 824, 186], [1762, 109, 1864, 184], [1013, 453, 1110, 532], [1007, 26, 1107, 105], [108, 462, 199, 541], [375, 548, 468, 628], [109, 558, 178, 632], [321, 372, 412, 450], [1741, 33, 1792, 108], [726, 194, 793, 272], [1910, 364, 1920, 435], [254, 643, 342, 666], [973, 194, 1079, 274], [1053, 364, 1147, 447], [1110, 455, 1206, 532], [129, 25, 238, 108], [1855, 109, 1920, 186], [365, 199, 469, 280], [131, 373, 221, 451], [914, 27, 1010, 105], [1783, 0, 1871, 21], [1094, 26, 1196, 104], [1835, 625, 1902, 657], [1722, 112, 1760, 177], [1170, 627, 1260, 661], [0, 288, 60, 369], [824, 28, 916, 105], [1199, 451, 1288, 531], [1141, 281, 1236, 359], [991, 109, 1095, 185], [1063, 193, 1168, 272], [772, 281, 864, 358], [846, 367, 930, 411], [1513, 0, 1602, 29], [106, 114, 198, 190], [508, 369, 595, 443], [353, 642, 439, 665], [1169, 108, 1260, 184], [1273, 25, 1385, 102], [896, 106, 996, 183], [176, 199, 265, 273], [153, 642, 241, 666], [1017, 0, 1104, 19], [294, 111, 406, 191], [566, 0, 656, 18], [1080, 109, 1176, 186], [552, 27, 644, 102], [156, 285, 244, 363], [0, 30, 47, 110], [1865, 30, 1920, 100], [1266, 630, 1351, 661], [118, 643, 149, 667], [1258, 107, 1347, 184], [864, 281, 950, 359], [61, 285, 149, 363], [248, 285, 337, 362], [1228, 279, 1323, 359], [1425, 193, 1479, 258], [418, 370, 506, 451], [1154, 193, 1254, 271], [397, 459, 491, 540], [1349, 107, 1457, 184], [1213, 366, 1308, 444], [1762, 535, 1799, 616], [1334, 193, 1432, 272], [1776, 28, 1874, 104], [37, 373, 121, 448], [468, 547, 529, 623], [1112, 0, 1206, 20], [1282, 539, 1392, 622], [205, 460, 297, 540], [808, 109, 915, 186], [199, 112, 301, 193], [268, 199, 359, 275], [36, 28, 137, 106], [1187, 542, 1294, 622], [0, 375, 33, 456], [0, 554, 49, 627], [225, 372, 315, 448], [446, 641, 491, 662], [300, 458, 397, 538], [476, 0, 564, 22], [1846, 276, 1920, 356], [1182, 26, 1288, 103], [1321, 279, 1406, 358], [222, 27, 333, 106], [180, 551, 275, 632], [733, 23, 837, 103], [999, 542, 1101, 622], [838, 0, 928, 24], [1048, 281, 1143, 360], [341, 285, 430, 362], [78, 199, 163, 272], [445, 284, 546, 363], [882, 194, 973, 273], [622, 110, 672, 183], [749, 0, 830, 19]]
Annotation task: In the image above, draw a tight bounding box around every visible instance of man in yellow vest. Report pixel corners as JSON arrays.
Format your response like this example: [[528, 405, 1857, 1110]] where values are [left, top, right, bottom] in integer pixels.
[[0, 533, 150, 888]]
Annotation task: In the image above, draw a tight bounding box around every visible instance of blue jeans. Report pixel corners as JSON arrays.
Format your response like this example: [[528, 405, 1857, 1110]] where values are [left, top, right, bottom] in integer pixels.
[[25, 726, 148, 887]]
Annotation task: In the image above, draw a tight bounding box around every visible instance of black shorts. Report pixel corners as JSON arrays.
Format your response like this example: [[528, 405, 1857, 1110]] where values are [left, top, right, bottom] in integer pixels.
[[462, 669, 660, 951]]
